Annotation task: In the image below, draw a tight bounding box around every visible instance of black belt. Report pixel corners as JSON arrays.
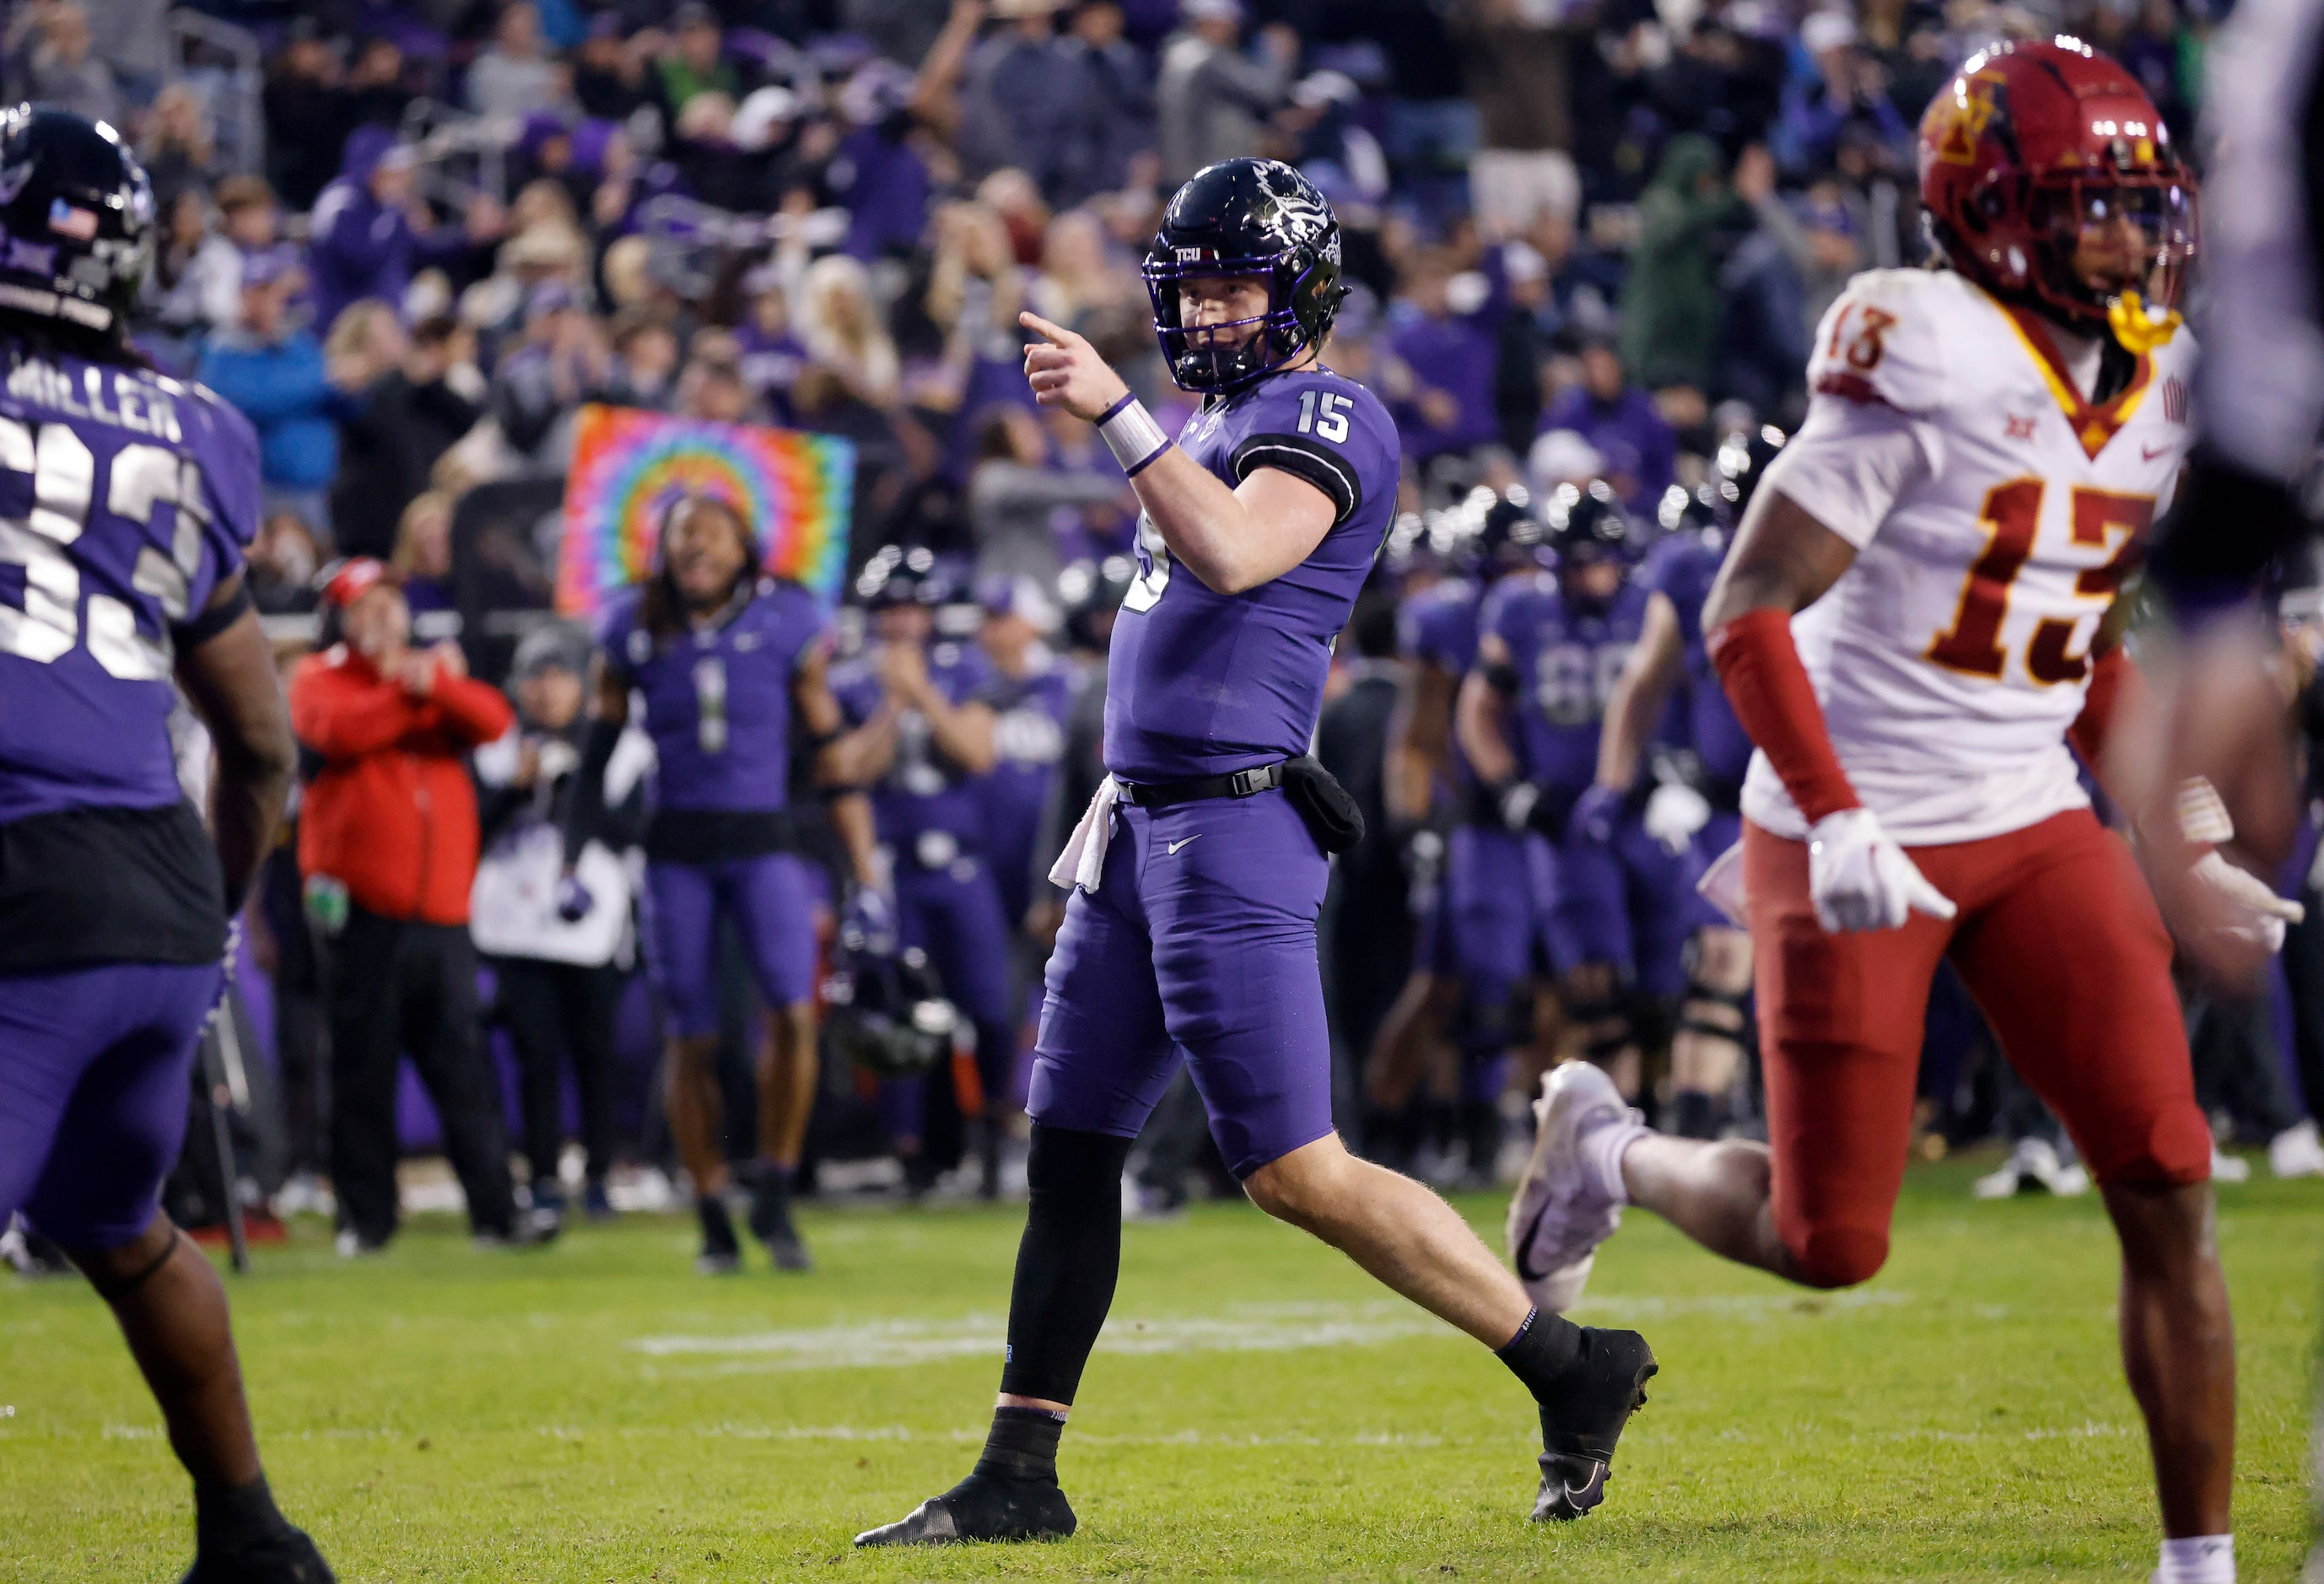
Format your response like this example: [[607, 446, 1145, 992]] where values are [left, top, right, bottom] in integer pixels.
[[1116, 760, 1286, 810]]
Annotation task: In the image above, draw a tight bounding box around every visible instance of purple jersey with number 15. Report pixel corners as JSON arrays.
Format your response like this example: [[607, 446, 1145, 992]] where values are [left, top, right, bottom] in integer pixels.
[[1103, 365, 1399, 782], [0, 348, 261, 824]]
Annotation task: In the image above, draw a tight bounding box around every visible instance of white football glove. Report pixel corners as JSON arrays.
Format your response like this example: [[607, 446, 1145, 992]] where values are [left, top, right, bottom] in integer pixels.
[[2174, 776, 2304, 954], [2188, 852, 2302, 952], [1642, 782, 1712, 856], [1805, 807, 1957, 934]]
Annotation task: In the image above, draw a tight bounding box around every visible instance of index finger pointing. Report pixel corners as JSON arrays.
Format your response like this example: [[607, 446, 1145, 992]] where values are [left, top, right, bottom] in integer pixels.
[[1019, 310, 1073, 347]]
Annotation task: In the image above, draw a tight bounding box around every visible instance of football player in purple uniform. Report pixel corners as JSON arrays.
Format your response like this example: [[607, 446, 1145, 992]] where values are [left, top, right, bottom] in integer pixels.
[[0, 110, 330, 1581], [1369, 497, 1553, 1179], [830, 547, 1021, 1197], [856, 159, 1655, 1550], [589, 494, 877, 1274], [1460, 484, 1695, 1122]]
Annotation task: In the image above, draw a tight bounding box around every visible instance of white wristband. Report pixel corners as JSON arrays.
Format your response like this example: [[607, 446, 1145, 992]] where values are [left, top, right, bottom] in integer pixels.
[[1096, 393, 1173, 477]]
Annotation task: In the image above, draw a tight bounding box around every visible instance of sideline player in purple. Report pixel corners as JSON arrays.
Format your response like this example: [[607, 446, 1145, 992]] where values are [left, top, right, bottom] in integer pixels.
[[829, 548, 1020, 1197], [1369, 498, 1549, 1177], [0, 110, 330, 1580], [588, 494, 876, 1274], [856, 158, 1655, 1550], [1459, 484, 1694, 1111], [1571, 485, 1755, 1144]]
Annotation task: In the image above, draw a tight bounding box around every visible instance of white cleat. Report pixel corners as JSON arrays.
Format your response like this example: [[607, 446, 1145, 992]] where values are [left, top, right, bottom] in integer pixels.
[[2210, 1146, 2252, 1184], [1974, 1137, 2089, 1199], [2268, 1118, 2324, 1179], [1506, 1062, 1637, 1313]]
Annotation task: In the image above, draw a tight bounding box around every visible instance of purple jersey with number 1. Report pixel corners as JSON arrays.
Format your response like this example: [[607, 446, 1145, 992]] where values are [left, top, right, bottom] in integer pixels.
[[598, 578, 827, 814], [1104, 365, 1400, 781]]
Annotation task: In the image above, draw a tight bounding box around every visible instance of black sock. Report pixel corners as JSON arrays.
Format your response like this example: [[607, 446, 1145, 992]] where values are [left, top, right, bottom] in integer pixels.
[[996, 1125, 1132, 1404], [195, 1474, 285, 1552], [1671, 1089, 1722, 1140], [1496, 1306, 1584, 1402], [971, 1405, 1066, 1485]]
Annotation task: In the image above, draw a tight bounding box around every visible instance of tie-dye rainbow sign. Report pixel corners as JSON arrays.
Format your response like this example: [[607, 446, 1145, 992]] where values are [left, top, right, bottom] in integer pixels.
[[555, 403, 855, 617]]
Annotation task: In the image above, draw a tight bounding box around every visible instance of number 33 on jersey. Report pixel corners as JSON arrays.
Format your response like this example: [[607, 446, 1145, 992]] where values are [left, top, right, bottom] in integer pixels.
[[1744, 267, 2193, 843], [0, 350, 262, 821]]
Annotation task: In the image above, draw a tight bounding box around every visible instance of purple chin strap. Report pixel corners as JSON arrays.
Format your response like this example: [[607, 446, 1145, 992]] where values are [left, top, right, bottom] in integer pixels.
[[1140, 255, 1319, 391]]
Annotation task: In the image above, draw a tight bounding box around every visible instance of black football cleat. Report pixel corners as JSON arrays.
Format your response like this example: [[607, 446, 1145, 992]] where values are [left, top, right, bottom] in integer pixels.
[[1530, 1326, 1657, 1522], [853, 1473, 1076, 1548], [695, 1195, 741, 1275], [747, 1176, 812, 1273], [180, 1524, 336, 1582]]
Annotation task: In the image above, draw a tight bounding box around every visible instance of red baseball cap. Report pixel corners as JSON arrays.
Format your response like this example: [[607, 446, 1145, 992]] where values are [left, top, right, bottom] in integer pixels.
[[321, 557, 398, 609]]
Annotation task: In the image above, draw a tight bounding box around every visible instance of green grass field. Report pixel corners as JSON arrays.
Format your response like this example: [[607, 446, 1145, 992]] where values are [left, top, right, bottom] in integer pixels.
[[3, 1155, 2317, 1582]]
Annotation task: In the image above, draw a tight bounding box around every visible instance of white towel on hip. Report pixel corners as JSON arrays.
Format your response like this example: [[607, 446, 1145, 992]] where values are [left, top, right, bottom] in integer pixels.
[[1695, 839, 1748, 929], [1048, 775, 1121, 894]]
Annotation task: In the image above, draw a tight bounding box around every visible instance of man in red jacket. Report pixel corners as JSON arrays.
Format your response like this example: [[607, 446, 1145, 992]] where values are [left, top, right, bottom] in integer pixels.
[[291, 558, 526, 1253]]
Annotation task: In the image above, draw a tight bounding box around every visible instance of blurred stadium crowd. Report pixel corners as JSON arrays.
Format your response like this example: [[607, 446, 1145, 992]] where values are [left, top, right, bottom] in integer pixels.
[[12, 0, 2319, 1253]]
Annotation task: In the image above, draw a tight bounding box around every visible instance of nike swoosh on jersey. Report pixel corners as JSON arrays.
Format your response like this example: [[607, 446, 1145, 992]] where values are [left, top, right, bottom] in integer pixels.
[[1166, 835, 1200, 854], [2142, 443, 2174, 461]]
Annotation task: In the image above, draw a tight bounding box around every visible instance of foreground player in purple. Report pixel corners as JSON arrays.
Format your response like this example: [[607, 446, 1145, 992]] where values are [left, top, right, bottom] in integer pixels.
[[0, 110, 327, 1581], [855, 159, 1655, 1550]]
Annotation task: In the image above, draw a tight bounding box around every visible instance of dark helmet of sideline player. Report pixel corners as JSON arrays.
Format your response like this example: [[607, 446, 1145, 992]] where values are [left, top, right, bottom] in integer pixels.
[[1471, 490, 1545, 577], [855, 543, 955, 609], [1656, 482, 1723, 541], [1543, 481, 1637, 606], [823, 927, 957, 1079], [1916, 38, 2195, 343], [1141, 157, 1348, 392], [0, 105, 157, 344], [1713, 422, 1787, 524], [1058, 552, 1135, 651]]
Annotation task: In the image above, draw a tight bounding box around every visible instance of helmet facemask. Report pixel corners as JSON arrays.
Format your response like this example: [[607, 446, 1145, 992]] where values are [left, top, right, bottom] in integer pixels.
[[2024, 170, 2197, 341], [1141, 252, 1323, 391]]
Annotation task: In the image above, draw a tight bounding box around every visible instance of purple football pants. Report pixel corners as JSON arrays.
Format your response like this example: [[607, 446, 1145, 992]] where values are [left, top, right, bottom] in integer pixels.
[[1531, 815, 1697, 998], [1029, 789, 1334, 1179], [877, 854, 1021, 1142], [0, 961, 220, 1249], [644, 854, 819, 1037]]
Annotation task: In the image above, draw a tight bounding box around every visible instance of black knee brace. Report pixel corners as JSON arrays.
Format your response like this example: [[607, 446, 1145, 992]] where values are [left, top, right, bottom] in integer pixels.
[[996, 1124, 1134, 1404], [1566, 998, 1633, 1063], [1677, 980, 1751, 1048]]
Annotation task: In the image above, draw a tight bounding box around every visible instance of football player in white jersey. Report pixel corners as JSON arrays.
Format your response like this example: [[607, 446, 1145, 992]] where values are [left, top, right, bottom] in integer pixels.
[[1508, 40, 2283, 1584]]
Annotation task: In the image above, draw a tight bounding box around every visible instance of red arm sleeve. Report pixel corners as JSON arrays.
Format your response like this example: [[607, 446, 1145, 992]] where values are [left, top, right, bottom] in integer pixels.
[[1707, 606, 1860, 824], [427, 672, 517, 746], [288, 661, 426, 758], [2066, 644, 2143, 770]]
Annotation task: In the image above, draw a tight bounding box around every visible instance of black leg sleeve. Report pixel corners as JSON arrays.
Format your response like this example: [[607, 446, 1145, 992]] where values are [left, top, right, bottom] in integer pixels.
[[995, 1124, 1134, 1405]]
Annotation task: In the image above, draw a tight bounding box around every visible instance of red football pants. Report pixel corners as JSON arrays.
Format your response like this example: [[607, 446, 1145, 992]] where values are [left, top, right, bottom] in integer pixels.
[[1744, 807, 2212, 1288]]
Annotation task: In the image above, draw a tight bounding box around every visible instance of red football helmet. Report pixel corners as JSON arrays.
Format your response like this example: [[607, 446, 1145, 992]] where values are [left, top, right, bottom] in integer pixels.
[[1917, 37, 2197, 342]]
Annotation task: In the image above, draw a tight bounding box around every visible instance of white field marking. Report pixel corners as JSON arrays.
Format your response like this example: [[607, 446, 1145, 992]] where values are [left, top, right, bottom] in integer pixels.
[[628, 1291, 1917, 1373], [602, 1422, 1451, 1450]]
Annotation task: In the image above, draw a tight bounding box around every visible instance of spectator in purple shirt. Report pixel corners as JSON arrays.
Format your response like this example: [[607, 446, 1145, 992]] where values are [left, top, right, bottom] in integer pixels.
[[1383, 251, 1508, 480], [1534, 334, 1677, 512], [306, 128, 506, 335]]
